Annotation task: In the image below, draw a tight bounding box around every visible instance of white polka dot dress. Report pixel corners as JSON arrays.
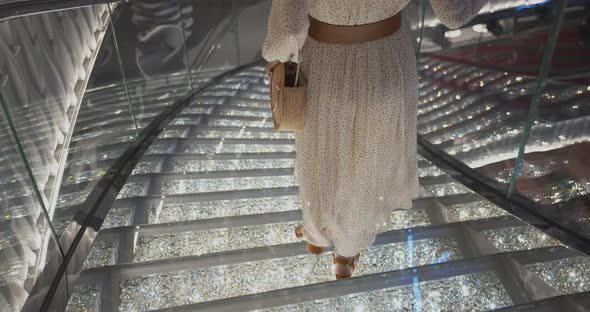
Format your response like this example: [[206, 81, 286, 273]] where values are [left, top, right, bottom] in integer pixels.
[[262, 0, 487, 257]]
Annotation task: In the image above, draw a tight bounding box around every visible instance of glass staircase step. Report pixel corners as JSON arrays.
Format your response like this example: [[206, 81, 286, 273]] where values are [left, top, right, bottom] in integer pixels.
[[62, 64, 590, 312]]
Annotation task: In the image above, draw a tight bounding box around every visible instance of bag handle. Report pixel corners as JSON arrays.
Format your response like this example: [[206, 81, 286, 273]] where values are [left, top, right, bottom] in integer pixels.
[[294, 49, 302, 87]]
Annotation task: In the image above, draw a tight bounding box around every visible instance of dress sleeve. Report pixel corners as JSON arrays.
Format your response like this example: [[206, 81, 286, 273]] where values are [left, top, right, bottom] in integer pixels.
[[429, 0, 488, 29], [261, 0, 309, 63]]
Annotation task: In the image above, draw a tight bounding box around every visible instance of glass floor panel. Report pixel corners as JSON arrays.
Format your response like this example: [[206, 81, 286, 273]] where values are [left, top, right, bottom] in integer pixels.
[[65, 65, 590, 312], [261, 272, 512, 312]]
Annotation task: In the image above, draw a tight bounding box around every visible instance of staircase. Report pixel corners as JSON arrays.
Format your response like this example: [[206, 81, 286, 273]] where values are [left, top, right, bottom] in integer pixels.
[[64, 65, 590, 311]]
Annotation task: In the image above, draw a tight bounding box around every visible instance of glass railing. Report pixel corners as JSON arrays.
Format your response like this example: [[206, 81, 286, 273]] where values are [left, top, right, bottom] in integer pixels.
[[414, 0, 590, 246], [0, 0, 589, 311], [1, 4, 113, 311], [0, 0, 269, 310]]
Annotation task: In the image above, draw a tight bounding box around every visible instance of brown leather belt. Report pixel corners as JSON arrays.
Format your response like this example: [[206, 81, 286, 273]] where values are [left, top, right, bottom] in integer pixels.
[[308, 13, 402, 44]]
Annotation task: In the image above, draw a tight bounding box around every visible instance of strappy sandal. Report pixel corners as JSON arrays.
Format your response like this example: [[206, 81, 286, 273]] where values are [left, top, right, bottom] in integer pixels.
[[333, 254, 360, 279], [295, 225, 325, 255]]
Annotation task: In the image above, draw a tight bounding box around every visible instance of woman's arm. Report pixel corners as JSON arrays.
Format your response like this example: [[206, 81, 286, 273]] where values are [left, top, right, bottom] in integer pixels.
[[429, 0, 488, 29], [261, 0, 309, 63]]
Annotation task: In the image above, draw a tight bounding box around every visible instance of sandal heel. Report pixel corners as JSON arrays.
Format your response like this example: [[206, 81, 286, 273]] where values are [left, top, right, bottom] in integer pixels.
[[295, 225, 324, 255], [333, 254, 360, 279], [306, 243, 324, 255]]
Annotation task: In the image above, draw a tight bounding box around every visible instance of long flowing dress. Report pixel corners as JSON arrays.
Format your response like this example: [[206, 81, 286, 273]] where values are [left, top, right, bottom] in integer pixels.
[[262, 0, 487, 257]]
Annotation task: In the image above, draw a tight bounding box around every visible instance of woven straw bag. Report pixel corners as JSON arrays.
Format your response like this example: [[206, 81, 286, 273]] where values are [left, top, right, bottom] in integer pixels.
[[269, 60, 307, 131]]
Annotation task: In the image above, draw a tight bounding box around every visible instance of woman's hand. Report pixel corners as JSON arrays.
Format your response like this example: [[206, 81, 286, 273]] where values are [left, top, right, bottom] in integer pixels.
[[265, 60, 280, 79]]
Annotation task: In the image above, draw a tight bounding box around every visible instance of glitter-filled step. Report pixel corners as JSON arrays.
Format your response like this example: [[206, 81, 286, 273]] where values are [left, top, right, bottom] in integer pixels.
[[159, 176, 298, 195], [119, 237, 462, 311], [261, 272, 512, 312]]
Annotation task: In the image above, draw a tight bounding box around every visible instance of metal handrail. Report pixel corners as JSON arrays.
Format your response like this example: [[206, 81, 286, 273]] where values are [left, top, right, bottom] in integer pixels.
[[417, 135, 590, 256]]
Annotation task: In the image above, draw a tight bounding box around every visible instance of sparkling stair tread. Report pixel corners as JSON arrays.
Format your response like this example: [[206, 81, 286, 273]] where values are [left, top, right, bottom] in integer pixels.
[[117, 236, 463, 310], [64, 64, 590, 312], [261, 272, 512, 312]]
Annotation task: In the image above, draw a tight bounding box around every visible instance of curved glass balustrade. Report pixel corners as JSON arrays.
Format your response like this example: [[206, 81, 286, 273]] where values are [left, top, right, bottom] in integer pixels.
[[415, 0, 590, 249], [0, 0, 589, 311], [0, 0, 267, 310]]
